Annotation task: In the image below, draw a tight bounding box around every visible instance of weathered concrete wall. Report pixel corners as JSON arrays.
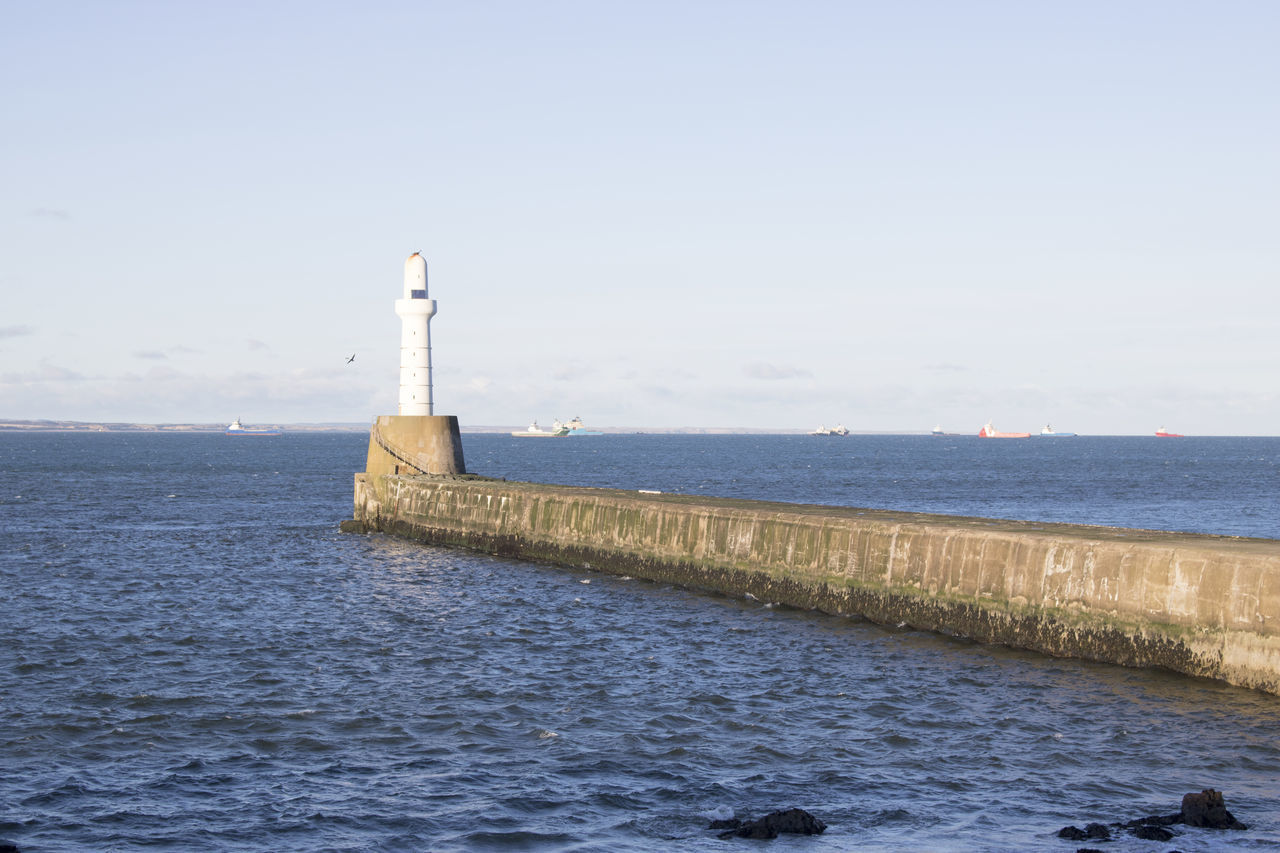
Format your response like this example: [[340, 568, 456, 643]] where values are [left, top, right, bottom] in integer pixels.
[[348, 473, 1280, 694], [364, 415, 465, 477]]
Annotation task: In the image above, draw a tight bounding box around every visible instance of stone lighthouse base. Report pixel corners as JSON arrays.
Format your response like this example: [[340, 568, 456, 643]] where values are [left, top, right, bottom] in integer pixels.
[[365, 415, 466, 477]]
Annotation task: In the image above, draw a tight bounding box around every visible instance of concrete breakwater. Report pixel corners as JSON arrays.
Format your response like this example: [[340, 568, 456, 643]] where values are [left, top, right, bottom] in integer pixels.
[[347, 473, 1280, 695]]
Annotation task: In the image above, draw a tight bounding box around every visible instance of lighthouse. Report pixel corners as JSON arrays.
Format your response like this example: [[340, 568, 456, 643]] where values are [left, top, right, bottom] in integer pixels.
[[396, 252, 436, 415], [361, 252, 466, 477]]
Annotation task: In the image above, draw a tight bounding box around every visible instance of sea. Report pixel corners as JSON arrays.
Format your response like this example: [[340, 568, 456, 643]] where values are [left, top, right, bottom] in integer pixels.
[[3, 431, 1279, 852]]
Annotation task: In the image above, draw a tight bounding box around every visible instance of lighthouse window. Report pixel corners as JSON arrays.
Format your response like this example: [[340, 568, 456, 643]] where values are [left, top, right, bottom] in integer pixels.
[[411, 289, 427, 299]]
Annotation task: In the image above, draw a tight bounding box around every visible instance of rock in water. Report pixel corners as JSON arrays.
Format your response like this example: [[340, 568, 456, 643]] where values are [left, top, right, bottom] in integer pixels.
[[1056, 823, 1109, 841], [1132, 824, 1175, 841], [718, 808, 827, 839], [1181, 789, 1247, 830], [1061, 788, 1248, 843]]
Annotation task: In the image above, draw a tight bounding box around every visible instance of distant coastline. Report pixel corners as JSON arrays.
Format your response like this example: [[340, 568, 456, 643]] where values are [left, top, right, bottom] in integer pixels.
[[0, 420, 359, 433], [0, 419, 912, 435], [2, 420, 1263, 436], [461, 425, 912, 435]]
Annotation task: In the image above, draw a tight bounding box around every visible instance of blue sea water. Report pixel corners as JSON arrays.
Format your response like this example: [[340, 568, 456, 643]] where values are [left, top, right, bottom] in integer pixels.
[[2, 431, 1279, 852]]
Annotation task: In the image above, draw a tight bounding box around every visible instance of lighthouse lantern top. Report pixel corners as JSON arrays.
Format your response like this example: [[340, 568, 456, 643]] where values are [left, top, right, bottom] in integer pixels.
[[404, 252, 428, 300]]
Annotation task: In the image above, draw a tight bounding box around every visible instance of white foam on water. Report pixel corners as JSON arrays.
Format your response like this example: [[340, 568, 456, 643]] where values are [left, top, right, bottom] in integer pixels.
[[699, 805, 734, 821]]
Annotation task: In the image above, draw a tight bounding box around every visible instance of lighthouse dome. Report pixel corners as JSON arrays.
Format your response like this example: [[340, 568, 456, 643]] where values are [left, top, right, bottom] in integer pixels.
[[404, 252, 427, 299]]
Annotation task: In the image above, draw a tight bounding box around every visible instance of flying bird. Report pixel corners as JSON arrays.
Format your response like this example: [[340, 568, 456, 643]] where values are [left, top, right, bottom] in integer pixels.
[[346, 353, 356, 364]]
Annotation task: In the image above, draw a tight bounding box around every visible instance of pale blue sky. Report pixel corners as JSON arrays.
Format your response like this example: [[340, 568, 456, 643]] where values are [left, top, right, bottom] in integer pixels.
[[3, 1, 1277, 433]]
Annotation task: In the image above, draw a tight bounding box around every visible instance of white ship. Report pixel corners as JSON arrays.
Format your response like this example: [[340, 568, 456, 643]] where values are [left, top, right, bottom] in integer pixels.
[[225, 418, 282, 436], [511, 420, 569, 437]]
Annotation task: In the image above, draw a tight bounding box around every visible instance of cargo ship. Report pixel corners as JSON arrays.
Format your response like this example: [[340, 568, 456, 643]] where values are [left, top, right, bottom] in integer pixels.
[[512, 420, 569, 437], [1155, 427, 1185, 438], [978, 421, 1030, 438], [225, 418, 282, 436], [1039, 424, 1077, 437], [565, 417, 603, 436]]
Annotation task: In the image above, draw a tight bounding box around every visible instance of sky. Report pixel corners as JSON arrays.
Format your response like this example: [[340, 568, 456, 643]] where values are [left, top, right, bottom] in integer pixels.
[[3, 1, 1277, 434]]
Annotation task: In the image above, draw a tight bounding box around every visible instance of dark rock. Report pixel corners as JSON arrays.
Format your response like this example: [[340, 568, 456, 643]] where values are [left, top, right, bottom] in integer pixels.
[[717, 808, 827, 840], [728, 822, 778, 840], [1057, 823, 1109, 841], [708, 818, 741, 830], [1181, 789, 1247, 830], [1093, 789, 1248, 841], [1075, 849, 1106, 853], [1132, 824, 1175, 841], [0, 844, 19, 853]]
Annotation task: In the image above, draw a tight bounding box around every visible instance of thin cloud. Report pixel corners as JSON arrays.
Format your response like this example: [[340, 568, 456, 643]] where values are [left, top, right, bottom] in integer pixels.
[[636, 383, 678, 399], [552, 365, 596, 382], [0, 361, 85, 385], [133, 351, 168, 361], [744, 363, 812, 381], [0, 325, 36, 339], [30, 208, 70, 220], [246, 339, 270, 351], [42, 362, 83, 381], [925, 363, 968, 373]]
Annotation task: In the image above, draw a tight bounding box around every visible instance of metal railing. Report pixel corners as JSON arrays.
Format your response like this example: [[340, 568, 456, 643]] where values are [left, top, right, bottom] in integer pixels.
[[370, 423, 427, 475]]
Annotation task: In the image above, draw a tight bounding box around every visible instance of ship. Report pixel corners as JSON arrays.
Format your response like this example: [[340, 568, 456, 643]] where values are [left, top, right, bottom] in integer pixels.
[[809, 424, 849, 436], [931, 425, 946, 436], [978, 421, 1030, 438], [1155, 427, 1185, 438], [1039, 424, 1077, 437], [564, 416, 603, 436], [225, 418, 282, 436], [512, 420, 569, 437]]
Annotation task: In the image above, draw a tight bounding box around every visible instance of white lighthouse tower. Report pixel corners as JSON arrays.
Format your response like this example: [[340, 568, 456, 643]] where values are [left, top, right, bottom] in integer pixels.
[[362, 252, 466, 477], [395, 252, 436, 415]]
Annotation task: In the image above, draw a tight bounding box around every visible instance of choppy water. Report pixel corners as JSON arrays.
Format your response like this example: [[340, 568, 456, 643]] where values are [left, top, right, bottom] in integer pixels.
[[3, 432, 1279, 852]]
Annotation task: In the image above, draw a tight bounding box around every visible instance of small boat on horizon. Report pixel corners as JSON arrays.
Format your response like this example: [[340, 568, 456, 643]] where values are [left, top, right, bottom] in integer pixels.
[[1155, 427, 1185, 438], [1039, 424, 1077, 437], [978, 421, 1030, 438], [225, 418, 282, 436]]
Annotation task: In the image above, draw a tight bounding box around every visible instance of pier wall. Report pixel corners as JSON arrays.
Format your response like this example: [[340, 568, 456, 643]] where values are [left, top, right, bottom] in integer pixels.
[[347, 474, 1280, 694]]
